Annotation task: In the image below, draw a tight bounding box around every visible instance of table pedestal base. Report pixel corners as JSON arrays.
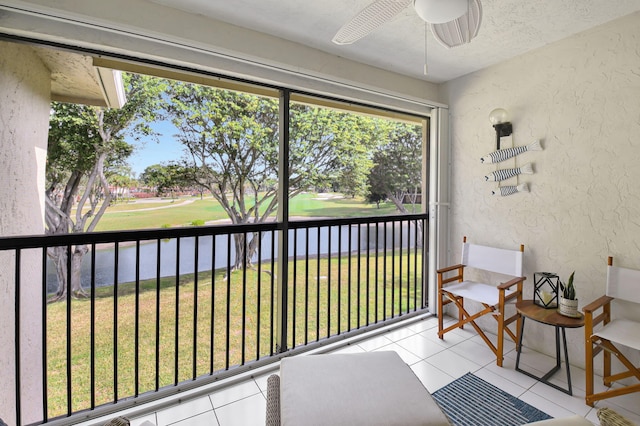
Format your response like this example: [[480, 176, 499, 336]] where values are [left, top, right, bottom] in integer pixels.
[[515, 317, 574, 395]]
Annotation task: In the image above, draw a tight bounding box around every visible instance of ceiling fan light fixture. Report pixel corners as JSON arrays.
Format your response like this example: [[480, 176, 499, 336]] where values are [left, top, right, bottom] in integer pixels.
[[413, 0, 468, 24]]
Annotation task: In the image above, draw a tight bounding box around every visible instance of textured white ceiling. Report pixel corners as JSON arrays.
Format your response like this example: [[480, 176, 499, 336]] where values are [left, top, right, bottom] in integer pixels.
[[151, 0, 640, 83]]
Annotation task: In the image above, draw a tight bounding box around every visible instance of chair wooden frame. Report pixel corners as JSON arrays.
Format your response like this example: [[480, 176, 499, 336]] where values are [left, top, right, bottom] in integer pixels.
[[437, 236, 525, 367], [584, 256, 640, 406]]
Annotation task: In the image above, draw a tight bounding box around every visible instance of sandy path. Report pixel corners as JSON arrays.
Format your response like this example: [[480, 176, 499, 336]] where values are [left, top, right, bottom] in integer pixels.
[[106, 198, 196, 213]]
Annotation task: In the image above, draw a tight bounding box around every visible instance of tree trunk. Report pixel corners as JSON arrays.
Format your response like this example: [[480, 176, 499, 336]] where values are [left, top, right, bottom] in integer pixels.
[[70, 244, 89, 297], [231, 232, 263, 271], [246, 231, 261, 266], [388, 192, 409, 213], [415, 220, 424, 248], [47, 244, 89, 301], [48, 246, 68, 301], [45, 150, 111, 301], [232, 233, 246, 271]]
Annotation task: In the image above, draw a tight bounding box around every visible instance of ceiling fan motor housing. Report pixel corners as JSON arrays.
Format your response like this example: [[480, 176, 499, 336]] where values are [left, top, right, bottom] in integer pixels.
[[413, 0, 468, 24]]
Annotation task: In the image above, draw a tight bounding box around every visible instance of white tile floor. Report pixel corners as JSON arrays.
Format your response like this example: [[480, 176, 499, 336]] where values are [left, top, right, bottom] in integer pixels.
[[91, 314, 640, 426]]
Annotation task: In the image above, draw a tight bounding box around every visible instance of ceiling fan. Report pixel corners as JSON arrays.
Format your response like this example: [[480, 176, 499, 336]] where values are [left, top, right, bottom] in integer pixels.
[[332, 0, 482, 48]]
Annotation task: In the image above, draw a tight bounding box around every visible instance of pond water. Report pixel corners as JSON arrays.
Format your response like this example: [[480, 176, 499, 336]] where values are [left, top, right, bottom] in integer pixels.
[[45, 221, 421, 293]]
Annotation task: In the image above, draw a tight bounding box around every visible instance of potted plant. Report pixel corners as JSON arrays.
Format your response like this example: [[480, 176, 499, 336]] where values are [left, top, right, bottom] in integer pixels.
[[558, 271, 579, 317]]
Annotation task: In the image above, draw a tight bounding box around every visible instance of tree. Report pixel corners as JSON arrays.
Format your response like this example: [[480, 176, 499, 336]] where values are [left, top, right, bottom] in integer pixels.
[[365, 173, 387, 208], [45, 73, 166, 300], [139, 163, 189, 198], [366, 123, 423, 214], [318, 114, 382, 198], [109, 164, 136, 202], [167, 83, 382, 269]]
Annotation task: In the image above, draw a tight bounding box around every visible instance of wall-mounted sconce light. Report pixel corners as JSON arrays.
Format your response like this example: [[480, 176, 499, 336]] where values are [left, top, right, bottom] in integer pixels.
[[489, 108, 512, 150]]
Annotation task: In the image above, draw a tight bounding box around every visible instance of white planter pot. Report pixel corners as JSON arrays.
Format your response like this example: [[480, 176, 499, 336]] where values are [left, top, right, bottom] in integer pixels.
[[558, 297, 579, 318]]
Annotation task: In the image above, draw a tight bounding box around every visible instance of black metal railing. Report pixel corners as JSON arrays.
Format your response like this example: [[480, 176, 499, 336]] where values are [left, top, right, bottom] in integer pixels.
[[1, 214, 428, 425], [285, 216, 426, 350]]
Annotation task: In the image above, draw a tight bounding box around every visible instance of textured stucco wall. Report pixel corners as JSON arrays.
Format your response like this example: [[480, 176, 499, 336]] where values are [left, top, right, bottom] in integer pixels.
[[0, 40, 49, 424], [440, 12, 640, 367]]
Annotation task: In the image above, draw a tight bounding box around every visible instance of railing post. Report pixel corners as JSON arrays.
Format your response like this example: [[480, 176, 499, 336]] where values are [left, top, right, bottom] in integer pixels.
[[15, 249, 22, 426], [276, 89, 290, 353], [423, 117, 432, 310]]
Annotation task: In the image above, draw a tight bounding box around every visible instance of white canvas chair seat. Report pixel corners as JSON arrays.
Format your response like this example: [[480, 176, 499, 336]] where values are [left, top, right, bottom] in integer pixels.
[[445, 281, 517, 307], [437, 236, 525, 367], [584, 256, 640, 406], [592, 319, 640, 351]]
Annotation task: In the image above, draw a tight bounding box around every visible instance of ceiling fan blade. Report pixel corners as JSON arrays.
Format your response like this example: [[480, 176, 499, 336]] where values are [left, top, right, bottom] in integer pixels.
[[431, 0, 482, 48], [332, 0, 412, 45]]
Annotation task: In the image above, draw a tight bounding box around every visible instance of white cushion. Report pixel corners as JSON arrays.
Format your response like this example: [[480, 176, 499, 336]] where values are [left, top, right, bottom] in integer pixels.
[[444, 280, 515, 306], [280, 351, 450, 426], [593, 319, 640, 351]]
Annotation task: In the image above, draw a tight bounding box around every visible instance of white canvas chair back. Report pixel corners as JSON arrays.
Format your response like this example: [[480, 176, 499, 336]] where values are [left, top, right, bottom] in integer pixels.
[[606, 264, 640, 304], [584, 257, 640, 406], [461, 242, 523, 277]]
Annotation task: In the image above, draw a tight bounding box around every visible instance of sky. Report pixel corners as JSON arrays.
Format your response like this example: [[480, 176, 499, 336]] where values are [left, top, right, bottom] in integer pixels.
[[127, 119, 184, 178]]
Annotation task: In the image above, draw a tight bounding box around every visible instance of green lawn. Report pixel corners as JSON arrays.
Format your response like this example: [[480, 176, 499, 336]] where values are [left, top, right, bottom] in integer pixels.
[[94, 192, 399, 232], [94, 198, 228, 231], [46, 251, 423, 417], [287, 193, 397, 218], [48, 192, 419, 417], [104, 198, 199, 212]]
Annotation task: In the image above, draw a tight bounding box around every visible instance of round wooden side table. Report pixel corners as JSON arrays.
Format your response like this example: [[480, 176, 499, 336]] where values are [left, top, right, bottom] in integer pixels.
[[515, 300, 585, 395]]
